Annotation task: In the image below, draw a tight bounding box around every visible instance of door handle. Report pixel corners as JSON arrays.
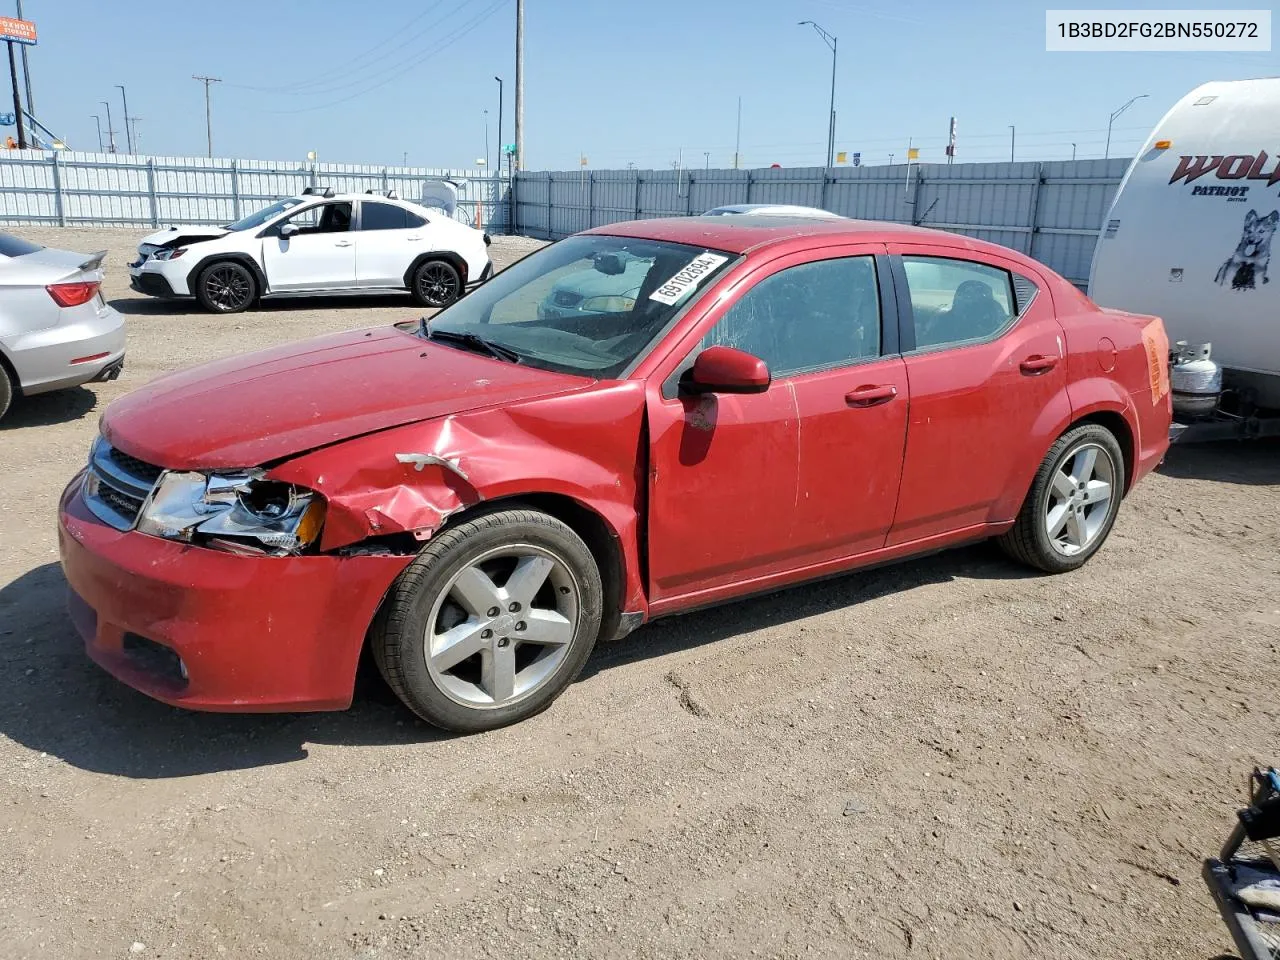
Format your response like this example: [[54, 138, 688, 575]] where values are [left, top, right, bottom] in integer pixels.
[[406, 236, 422, 241], [845, 384, 898, 407], [334, 240, 353, 248], [1019, 354, 1059, 374]]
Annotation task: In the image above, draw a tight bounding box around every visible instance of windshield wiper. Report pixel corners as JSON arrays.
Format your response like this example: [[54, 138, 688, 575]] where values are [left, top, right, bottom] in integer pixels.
[[420, 318, 522, 363]]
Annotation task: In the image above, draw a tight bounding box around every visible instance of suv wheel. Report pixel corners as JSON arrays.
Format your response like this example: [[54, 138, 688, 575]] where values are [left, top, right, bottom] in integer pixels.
[[195, 261, 257, 314], [411, 259, 462, 308]]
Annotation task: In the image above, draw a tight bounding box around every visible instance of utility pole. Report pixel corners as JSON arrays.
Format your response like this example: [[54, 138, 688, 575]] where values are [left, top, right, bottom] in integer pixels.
[[494, 75, 503, 177], [734, 96, 741, 170], [129, 117, 141, 154], [15, 0, 33, 122], [6, 38, 23, 147], [91, 114, 103, 151], [402, 151, 407, 166], [484, 109, 490, 173], [115, 84, 132, 153], [799, 21, 837, 169], [1008, 125, 1015, 163], [1106, 93, 1148, 159], [193, 75, 221, 158], [100, 99, 115, 152], [514, 0, 523, 171]]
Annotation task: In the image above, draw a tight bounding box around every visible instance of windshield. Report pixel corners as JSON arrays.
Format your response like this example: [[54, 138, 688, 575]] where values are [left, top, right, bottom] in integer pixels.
[[224, 197, 304, 232], [418, 235, 739, 378]]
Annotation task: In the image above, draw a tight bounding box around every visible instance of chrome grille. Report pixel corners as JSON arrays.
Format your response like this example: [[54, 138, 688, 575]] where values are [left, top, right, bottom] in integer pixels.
[[84, 438, 161, 530]]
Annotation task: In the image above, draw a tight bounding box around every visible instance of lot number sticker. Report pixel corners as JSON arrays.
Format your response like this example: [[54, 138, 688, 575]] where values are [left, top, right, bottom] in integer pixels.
[[649, 252, 729, 305]]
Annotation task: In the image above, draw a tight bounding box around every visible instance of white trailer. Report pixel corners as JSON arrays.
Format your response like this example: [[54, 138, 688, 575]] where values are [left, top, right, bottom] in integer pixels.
[[1088, 77, 1280, 440]]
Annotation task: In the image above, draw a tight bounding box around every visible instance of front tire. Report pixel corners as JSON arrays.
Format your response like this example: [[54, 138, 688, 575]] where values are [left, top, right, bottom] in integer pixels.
[[997, 424, 1125, 574], [371, 509, 604, 732], [410, 259, 463, 308], [195, 261, 257, 314]]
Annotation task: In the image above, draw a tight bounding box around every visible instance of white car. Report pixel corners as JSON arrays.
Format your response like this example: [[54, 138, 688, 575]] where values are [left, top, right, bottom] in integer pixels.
[[701, 203, 844, 218], [128, 187, 493, 314]]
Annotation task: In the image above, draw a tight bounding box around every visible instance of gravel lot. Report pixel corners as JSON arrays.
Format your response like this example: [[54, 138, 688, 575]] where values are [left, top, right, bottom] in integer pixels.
[[1, 226, 1278, 960]]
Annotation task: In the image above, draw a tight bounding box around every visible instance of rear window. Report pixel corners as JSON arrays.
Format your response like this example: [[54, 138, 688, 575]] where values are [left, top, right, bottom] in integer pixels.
[[0, 232, 43, 257]]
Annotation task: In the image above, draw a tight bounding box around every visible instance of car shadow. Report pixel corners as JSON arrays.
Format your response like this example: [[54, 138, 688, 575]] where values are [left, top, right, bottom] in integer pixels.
[[1, 543, 1029, 780], [1157, 438, 1280, 486], [0, 386, 98, 429], [582, 541, 1032, 679], [109, 293, 422, 317]]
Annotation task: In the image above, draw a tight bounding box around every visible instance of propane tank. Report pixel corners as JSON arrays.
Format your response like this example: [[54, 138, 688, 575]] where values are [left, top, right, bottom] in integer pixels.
[[1170, 342, 1223, 419]]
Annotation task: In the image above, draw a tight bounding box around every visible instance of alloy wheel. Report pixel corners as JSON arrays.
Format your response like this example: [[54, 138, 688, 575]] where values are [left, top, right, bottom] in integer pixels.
[[419, 263, 459, 305], [203, 265, 252, 311], [1044, 442, 1117, 556], [425, 544, 580, 709]]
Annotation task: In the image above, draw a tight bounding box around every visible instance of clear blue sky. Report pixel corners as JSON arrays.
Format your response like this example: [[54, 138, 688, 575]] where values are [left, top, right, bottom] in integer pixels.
[[16, 0, 1279, 170]]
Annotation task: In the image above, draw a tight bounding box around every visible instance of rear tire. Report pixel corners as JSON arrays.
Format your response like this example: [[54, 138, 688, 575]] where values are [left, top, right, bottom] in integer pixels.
[[0, 362, 13, 422], [410, 259, 463, 308], [371, 508, 603, 733], [195, 261, 257, 314], [997, 424, 1125, 574]]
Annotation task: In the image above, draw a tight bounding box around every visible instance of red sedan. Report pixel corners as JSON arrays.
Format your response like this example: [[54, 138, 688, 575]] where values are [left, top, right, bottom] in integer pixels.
[[57, 216, 1172, 731]]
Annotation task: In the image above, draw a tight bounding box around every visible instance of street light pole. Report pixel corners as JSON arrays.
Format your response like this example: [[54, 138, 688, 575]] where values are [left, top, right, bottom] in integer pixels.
[[1071, 142, 1077, 161], [115, 84, 132, 153], [798, 20, 837, 169], [1106, 93, 1148, 159], [1009, 125, 1015, 162], [91, 114, 103, 152], [494, 75, 503, 176], [100, 100, 115, 152]]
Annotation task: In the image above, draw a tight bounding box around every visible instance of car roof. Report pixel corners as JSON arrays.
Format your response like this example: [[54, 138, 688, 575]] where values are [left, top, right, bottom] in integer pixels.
[[582, 215, 1041, 265]]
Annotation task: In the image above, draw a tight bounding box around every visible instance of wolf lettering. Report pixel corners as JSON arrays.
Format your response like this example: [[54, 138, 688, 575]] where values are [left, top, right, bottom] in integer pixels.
[[1215, 208, 1279, 290]]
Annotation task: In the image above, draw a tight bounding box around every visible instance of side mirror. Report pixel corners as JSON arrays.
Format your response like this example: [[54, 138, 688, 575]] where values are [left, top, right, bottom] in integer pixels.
[[280, 223, 299, 238], [687, 345, 770, 394]]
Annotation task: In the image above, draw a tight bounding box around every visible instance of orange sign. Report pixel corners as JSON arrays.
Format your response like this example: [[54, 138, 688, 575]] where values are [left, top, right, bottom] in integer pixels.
[[1141, 318, 1170, 406], [0, 17, 36, 45]]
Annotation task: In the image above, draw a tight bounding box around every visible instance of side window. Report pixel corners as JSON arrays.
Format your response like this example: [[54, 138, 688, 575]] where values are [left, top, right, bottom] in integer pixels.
[[696, 256, 881, 378], [281, 202, 352, 235], [901, 256, 1015, 350], [360, 202, 409, 231], [404, 210, 427, 228]]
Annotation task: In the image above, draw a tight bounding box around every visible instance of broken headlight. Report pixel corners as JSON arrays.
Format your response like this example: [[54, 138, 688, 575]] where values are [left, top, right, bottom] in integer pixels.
[[136, 470, 325, 555]]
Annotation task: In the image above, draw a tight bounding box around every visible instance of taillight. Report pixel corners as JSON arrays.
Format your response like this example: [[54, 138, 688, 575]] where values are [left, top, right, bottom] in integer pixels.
[[46, 281, 101, 307]]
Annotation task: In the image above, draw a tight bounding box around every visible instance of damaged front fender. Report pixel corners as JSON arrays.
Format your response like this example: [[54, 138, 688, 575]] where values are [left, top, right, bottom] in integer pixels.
[[266, 380, 649, 554]]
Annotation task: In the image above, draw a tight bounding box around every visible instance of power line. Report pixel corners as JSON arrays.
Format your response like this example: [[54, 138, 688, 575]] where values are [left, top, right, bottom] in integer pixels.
[[258, 0, 510, 115], [226, 0, 461, 96]]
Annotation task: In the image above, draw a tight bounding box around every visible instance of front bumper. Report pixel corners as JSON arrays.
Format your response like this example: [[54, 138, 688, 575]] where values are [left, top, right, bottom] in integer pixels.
[[57, 476, 412, 712], [128, 257, 193, 297]]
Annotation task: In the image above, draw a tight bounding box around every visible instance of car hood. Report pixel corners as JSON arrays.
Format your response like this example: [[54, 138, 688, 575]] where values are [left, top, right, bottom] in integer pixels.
[[139, 225, 231, 249], [101, 325, 589, 470]]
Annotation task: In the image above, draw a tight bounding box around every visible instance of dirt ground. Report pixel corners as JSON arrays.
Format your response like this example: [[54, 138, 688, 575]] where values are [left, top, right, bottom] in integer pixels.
[[1, 226, 1278, 960]]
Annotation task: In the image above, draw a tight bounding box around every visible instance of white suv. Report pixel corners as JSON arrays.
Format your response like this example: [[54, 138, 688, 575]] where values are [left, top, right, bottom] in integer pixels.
[[128, 188, 493, 313]]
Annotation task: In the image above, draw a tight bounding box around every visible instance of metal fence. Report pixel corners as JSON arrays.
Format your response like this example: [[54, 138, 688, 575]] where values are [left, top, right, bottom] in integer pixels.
[[0, 150, 512, 232], [513, 158, 1131, 286]]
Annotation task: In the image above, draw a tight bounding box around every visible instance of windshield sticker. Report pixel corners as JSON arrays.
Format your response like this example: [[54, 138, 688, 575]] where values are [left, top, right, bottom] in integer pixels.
[[649, 253, 729, 305]]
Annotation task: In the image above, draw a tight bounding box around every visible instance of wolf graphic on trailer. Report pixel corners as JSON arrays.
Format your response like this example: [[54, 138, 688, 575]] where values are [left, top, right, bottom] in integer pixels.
[[1215, 208, 1278, 290]]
